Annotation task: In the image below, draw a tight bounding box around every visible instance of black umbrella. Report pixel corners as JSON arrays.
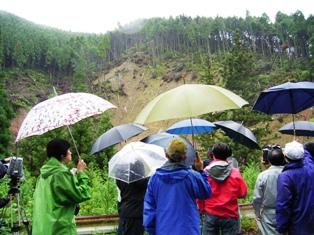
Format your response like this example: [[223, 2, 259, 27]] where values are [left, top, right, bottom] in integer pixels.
[[141, 132, 196, 167], [214, 120, 260, 149], [279, 121, 314, 137], [91, 123, 148, 155]]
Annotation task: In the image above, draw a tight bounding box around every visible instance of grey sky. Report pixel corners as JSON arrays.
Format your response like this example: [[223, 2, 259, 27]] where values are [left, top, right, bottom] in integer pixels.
[[1, 0, 313, 34]]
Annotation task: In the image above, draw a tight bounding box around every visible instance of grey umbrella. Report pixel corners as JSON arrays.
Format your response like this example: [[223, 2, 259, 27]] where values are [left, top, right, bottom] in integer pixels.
[[214, 120, 260, 149], [141, 132, 196, 167], [279, 121, 314, 137], [90, 123, 148, 155]]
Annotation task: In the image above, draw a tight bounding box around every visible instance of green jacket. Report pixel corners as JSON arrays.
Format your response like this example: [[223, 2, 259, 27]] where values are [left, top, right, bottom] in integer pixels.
[[32, 158, 91, 235]]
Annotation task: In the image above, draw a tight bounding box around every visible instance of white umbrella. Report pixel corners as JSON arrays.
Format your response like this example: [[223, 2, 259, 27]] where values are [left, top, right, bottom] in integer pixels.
[[109, 142, 167, 183], [16, 92, 116, 142], [16, 92, 116, 158]]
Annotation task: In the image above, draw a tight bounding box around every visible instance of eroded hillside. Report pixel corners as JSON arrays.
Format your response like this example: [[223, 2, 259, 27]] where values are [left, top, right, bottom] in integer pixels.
[[93, 55, 199, 138]]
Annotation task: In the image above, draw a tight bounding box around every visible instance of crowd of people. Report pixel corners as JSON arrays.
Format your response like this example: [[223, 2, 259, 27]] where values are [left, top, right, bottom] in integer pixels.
[[17, 137, 314, 235], [253, 140, 314, 235]]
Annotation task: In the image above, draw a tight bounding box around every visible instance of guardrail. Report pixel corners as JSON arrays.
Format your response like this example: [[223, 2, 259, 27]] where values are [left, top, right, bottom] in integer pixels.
[[76, 203, 254, 234], [76, 214, 119, 234]]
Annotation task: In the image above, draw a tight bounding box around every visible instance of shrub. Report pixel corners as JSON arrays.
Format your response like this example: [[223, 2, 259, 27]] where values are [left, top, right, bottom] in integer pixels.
[[240, 161, 260, 203]]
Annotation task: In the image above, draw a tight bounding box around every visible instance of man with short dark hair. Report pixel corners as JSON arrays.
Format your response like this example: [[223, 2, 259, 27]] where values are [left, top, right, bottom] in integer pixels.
[[32, 138, 91, 235], [199, 143, 247, 235], [253, 147, 285, 235]]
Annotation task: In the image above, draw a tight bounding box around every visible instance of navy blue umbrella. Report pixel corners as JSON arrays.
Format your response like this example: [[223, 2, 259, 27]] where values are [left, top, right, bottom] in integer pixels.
[[91, 123, 148, 155], [214, 120, 260, 149], [253, 81, 314, 115], [279, 121, 314, 137], [141, 132, 196, 167], [166, 118, 217, 135], [253, 81, 314, 136]]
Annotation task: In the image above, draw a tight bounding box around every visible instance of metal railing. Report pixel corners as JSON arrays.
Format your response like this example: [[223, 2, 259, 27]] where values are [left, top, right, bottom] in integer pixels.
[[76, 203, 254, 234]]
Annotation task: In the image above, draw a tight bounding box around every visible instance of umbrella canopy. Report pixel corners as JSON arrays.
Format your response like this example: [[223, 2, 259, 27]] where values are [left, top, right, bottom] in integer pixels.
[[16, 92, 116, 142], [214, 120, 260, 149], [279, 121, 314, 137], [108, 142, 167, 183], [91, 123, 148, 155], [253, 81, 314, 114], [135, 84, 248, 124], [166, 118, 217, 135], [141, 132, 196, 166]]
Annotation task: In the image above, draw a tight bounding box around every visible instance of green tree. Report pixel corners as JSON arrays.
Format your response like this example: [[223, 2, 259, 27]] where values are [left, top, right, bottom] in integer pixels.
[[223, 29, 255, 94], [0, 80, 14, 156]]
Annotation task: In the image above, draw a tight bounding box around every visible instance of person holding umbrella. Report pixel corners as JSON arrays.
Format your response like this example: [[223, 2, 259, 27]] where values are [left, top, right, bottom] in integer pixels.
[[143, 138, 211, 235], [32, 139, 91, 235], [116, 160, 149, 235]]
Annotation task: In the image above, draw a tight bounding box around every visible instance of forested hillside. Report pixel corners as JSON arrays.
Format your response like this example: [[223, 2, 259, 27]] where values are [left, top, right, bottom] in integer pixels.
[[1, 10, 314, 229], [1, 10, 314, 167]]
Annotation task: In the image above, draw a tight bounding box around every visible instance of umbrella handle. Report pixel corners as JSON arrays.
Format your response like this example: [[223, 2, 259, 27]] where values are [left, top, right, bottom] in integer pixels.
[[189, 118, 195, 148], [53, 87, 81, 159], [66, 125, 81, 160], [292, 114, 296, 138]]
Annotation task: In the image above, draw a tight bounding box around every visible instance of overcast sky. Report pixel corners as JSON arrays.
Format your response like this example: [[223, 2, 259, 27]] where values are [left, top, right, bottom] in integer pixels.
[[1, 0, 313, 34]]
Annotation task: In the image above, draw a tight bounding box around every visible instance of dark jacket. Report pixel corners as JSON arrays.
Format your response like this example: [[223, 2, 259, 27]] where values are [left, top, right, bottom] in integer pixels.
[[276, 154, 314, 235], [116, 178, 149, 218], [0, 162, 7, 179]]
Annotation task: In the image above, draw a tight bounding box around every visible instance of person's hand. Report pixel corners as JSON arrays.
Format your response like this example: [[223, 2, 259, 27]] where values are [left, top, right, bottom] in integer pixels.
[[76, 159, 87, 173], [194, 152, 203, 171], [4, 157, 12, 162], [255, 215, 261, 221], [1, 157, 12, 163]]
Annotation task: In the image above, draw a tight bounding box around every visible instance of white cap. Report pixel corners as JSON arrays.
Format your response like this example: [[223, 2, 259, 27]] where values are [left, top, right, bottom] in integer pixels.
[[283, 141, 304, 160]]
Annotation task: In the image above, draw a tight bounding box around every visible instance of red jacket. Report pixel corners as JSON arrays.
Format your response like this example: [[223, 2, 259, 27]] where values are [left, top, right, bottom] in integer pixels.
[[198, 160, 247, 218]]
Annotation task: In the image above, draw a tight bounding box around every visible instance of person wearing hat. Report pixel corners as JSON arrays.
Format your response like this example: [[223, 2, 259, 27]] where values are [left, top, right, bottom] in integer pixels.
[[143, 138, 211, 235], [276, 140, 314, 235]]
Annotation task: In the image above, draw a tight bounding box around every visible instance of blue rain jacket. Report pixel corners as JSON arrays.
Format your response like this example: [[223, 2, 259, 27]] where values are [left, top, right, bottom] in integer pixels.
[[144, 163, 211, 235], [276, 153, 314, 235]]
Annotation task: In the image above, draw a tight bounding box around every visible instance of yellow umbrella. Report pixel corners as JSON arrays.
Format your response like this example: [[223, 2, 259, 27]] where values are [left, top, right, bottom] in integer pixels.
[[134, 84, 248, 124]]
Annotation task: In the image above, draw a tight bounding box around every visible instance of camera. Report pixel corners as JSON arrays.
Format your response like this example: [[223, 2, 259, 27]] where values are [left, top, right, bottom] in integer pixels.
[[6, 157, 24, 181], [6, 157, 24, 196], [0, 157, 23, 209], [262, 144, 281, 164]]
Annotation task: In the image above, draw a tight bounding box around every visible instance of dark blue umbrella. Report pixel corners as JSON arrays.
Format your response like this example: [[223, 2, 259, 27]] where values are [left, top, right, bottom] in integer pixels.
[[253, 81, 314, 136], [253, 81, 314, 115], [141, 132, 196, 167], [166, 118, 217, 135], [214, 120, 260, 149], [91, 123, 148, 155], [279, 121, 314, 137]]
